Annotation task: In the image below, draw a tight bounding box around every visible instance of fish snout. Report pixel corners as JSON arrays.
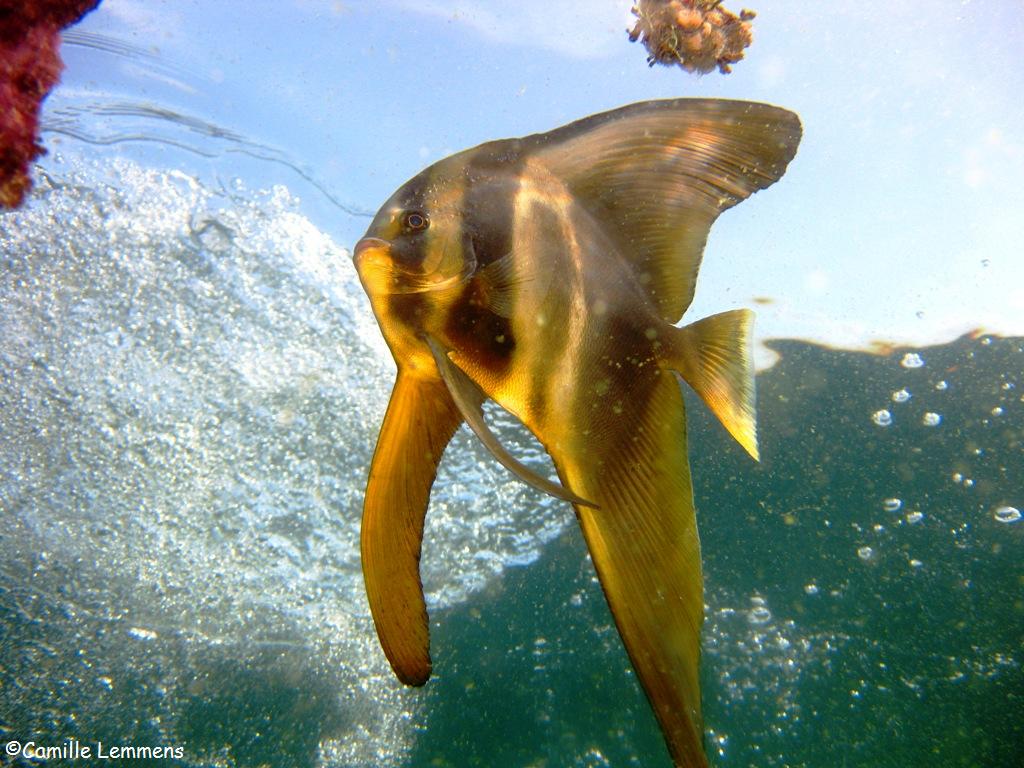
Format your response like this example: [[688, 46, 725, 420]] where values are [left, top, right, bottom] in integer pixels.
[[353, 237, 390, 267]]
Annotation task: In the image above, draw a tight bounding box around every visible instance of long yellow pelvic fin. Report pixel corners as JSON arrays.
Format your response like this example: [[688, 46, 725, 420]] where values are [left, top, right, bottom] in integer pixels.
[[425, 334, 598, 508], [361, 371, 462, 685], [670, 308, 759, 461]]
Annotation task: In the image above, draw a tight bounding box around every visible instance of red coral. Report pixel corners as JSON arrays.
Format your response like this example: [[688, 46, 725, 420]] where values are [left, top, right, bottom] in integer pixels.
[[628, 0, 755, 75], [0, 0, 102, 209]]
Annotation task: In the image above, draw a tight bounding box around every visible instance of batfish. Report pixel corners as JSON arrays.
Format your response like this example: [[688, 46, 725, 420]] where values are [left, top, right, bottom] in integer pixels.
[[353, 98, 801, 767]]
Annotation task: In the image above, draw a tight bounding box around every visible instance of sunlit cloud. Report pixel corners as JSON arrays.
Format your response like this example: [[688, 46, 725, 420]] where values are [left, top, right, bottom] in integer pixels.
[[962, 127, 1023, 190], [100, 0, 185, 37], [382, 0, 634, 59]]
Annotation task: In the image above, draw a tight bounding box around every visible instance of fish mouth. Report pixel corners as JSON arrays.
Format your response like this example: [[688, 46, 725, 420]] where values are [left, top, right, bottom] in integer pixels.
[[353, 237, 390, 266], [353, 234, 467, 295]]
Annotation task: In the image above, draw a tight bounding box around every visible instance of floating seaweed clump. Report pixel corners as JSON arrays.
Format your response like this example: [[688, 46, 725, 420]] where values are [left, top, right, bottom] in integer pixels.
[[629, 0, 755, 75], [0, 0, 101, 209]]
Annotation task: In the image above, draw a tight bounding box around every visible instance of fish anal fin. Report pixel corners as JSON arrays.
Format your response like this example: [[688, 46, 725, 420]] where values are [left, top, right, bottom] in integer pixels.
[[671, 308, 759, 461], [361, 371, 462, 686], [546, 370, 708, 768]]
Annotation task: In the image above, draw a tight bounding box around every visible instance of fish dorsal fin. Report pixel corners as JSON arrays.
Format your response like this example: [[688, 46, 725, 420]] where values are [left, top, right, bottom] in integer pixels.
[[425, 334, 597, 508], [526, 99, 802, 323]]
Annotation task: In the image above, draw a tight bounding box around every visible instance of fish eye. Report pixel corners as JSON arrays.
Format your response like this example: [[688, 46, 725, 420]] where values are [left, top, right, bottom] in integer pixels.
[[403, 210, 429, 232]]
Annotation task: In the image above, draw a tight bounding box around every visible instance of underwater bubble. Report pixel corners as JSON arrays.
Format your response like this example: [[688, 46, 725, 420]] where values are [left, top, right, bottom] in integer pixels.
[[709, 730, 730, 758], [748, 605, 772, 625], [993, 506, 1021, 524], [952, 473, 963, 483], [964, 478, 975, 488], [883, 498, 902, 512], [857, 546, 874, 560], [580, 747, 612, 767], [922, 412, 942, 426], [906, 511, 924, 524], [909, 559, 924, 568], [991, 406, 1004, 416], [935, 380, 948, 390], [747, 595, 771, 624], [892, 388, 911, 403], [804, 583, 819, 595], [872, 409, 893, 426], [900, 353, 925, 369]]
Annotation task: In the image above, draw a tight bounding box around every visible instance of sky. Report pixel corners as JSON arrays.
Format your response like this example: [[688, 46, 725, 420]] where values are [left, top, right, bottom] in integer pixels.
[[52, 0, 1024, 359]]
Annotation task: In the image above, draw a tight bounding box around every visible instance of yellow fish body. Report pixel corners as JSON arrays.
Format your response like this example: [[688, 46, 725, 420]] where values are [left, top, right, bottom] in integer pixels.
[[353, 98, 801, 767]]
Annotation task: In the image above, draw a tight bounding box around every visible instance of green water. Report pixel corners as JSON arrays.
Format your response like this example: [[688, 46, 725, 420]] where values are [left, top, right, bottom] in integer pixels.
[[413, 335, 1024, 768], [2, 329, 1019, 767]]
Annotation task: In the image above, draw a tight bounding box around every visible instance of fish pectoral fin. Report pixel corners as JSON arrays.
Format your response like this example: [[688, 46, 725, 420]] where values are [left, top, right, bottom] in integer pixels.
[[545, 369, 708, 768], [474, 247, 554, 318], [361, 371, 462, 686], [671, 309, 759, 461], [425, 334, 597, 508]]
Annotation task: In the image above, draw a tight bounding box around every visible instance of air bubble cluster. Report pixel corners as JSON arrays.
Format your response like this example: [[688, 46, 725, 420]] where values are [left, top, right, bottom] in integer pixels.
[[872, 409, 893, 427], [994, 506, 1021, 524], [900, 353, 925, 369], [892, 388, 911, 403]]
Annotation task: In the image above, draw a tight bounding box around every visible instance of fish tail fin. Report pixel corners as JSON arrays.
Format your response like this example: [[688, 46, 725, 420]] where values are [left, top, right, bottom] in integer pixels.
[[666, 309, 759, 461]]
